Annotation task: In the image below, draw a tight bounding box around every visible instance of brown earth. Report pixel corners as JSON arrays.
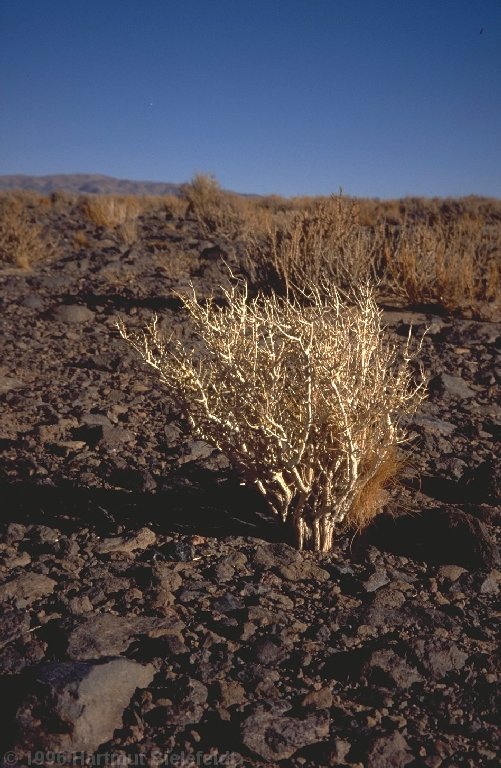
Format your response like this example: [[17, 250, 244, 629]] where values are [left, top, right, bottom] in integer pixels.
[[0, 201, 499, 767]]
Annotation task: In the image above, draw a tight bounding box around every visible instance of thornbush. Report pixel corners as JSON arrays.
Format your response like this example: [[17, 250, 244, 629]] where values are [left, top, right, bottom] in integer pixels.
[[118, 278, 425, 552]]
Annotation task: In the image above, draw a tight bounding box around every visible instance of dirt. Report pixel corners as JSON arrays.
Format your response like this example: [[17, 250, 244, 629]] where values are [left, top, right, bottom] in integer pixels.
[[0, 202, 499, 767]]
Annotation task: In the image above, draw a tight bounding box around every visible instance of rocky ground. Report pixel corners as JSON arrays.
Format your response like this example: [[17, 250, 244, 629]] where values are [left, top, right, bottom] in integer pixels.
[[0, 201, 500, 767]]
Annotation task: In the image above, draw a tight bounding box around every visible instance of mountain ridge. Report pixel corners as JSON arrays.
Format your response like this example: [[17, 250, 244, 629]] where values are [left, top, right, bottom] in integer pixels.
[[0, 173, 182, 196]]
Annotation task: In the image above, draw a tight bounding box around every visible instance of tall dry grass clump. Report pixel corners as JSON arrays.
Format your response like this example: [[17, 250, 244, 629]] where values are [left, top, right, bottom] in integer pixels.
[[118, 278, 425, 552], [244, 196, 383, 295], [0, 195, 48, 269], [182, 173, 272, 239], [82, 195, 141, 228], [383, 217, 500, 311], [81, 194, 142, 247]]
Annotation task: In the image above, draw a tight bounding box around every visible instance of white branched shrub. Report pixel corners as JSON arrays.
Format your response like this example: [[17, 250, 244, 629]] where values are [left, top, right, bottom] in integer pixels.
[[117, 280, 425, 552]]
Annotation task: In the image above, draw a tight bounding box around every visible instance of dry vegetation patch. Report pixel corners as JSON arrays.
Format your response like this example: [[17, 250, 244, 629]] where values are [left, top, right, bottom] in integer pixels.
[[0, 194, 51, 268], [118, 278, 426, 552]]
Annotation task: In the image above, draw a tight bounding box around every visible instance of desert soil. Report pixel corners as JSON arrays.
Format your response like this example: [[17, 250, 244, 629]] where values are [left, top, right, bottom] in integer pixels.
[[0, 201, 499, 767]]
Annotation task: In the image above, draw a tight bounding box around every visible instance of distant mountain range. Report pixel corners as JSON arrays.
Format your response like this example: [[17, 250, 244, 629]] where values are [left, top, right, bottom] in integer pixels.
[[0, 173, 182, 196]]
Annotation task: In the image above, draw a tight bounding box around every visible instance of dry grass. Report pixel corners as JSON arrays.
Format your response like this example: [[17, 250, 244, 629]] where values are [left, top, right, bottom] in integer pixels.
[[73, 230, 90, 249], [163, 194, 189, 219], [1, 182, 498, 317], [82, 195, 142, 228], [348, 444, 404, 531], [244, 196, 382, 294], [382, 217, 500, 312], [0, 195, 50, 269], [115, 218, 139, 247], [182, 173, 272, 239], [118, 278, 425, 552]]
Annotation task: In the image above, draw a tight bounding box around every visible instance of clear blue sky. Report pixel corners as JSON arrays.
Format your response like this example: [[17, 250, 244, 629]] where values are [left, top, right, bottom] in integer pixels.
[[1, 0, 501, 198]]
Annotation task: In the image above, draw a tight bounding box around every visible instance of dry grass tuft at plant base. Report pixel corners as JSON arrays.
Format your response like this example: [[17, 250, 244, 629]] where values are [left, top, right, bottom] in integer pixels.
[[0, 194, 50, 269], [118, 278, 426, 552]]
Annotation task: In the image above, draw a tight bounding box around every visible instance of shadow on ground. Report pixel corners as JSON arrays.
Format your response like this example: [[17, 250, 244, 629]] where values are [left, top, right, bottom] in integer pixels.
[[0, 466, 288, 543]]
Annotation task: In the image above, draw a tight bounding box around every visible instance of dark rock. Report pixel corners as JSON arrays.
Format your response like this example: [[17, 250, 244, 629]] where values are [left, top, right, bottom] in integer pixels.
[[0, 610, 31, 650], [253, 541, 301, 569], [0, 573, 57, 605], [212, 594, 243, 613], [4, 523, 26, 544], [413, 413, 456, 436], [241, 704, 330, 761], [150, 676, 208, 727], [72, 422, 134, 448], [300, 686, 333, 710], [21, 294, 44, 310], [362, 649, 423, 689], [95, 527, 156, 555], [15, 658, 154, 754], [251, 636, 285, 665], [211, 679, 246, 709], [52, 304, 94, 323], [0, 373, 24, 394], [66, 613, 185, 660], [362, 567, 390, 592], [429, 373, 476, 400], [413, 639, 468, 679], [159, 540, 195, 562], [480, 569, 501, 594], [366, 731, 413, 768]]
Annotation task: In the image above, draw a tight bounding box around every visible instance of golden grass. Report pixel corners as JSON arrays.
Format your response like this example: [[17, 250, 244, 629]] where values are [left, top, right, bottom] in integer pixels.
[[347, 445, 404, 532], [182, 173, 272, 239], [382, 216, 500, 312], [1, 182, 498, 318], [0, 195, 50, 269], [82, 195, 142, 228]]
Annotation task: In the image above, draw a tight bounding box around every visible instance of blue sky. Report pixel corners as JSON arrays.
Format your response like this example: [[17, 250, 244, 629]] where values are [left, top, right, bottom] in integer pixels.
[[1, 0, 501, 198]]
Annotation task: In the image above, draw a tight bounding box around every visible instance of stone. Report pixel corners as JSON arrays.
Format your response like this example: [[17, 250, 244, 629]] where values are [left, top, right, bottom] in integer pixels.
[[73, 422, 134, 448], [300, 686, 333, 710], [95, 527, 157, 555], [66, 613, 185, 660], [5, 523, 26, 544], [0, 374, 24, 394], [0, 573, 57, 604], [160, 540, 195, 562], [437, 565, 467, 582], [251, 636, 284, 665], [0, 610, 31, 650], [16, 658, 154, 755], [429, 373, 476, 400], [241, 705, 330, 761], [253, 541, 301, 569], [367, 731, 413, 768], [152, 676, 208, 727], [211, 680, 246, 709], [416, 639, 468, 679], [363, 650, 423, 689], [412, 414, 456, 436], [53, 304, 94, 323], [363, 568, 390, 592], [480, 569, 501, 595]]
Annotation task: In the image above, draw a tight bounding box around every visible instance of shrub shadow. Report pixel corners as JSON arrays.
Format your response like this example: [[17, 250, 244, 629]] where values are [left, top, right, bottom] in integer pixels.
[[0, 467, 287, 543]]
